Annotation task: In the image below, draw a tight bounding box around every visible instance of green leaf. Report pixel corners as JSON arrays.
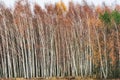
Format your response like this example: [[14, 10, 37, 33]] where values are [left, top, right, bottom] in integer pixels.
[[99, 11, 111, 25], [111, 10, 120, 25]]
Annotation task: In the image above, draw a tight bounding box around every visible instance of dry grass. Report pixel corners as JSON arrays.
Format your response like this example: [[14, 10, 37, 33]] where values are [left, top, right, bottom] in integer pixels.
[[0, 77, 98, 80], [0, 77, 120, 80]]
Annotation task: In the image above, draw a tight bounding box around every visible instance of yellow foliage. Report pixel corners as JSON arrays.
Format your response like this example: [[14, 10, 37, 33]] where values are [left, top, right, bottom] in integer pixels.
[[56, 2, 61, 9], [55, 0, 67, 15], [61, 1, 67, 12]]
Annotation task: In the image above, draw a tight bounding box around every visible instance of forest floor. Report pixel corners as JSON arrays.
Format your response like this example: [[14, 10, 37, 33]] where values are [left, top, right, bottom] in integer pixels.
[[0, 77, 119, 80], [0, 77, 95, 80]]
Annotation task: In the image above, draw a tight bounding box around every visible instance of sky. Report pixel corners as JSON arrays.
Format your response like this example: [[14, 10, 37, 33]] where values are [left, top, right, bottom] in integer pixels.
[[0, 0, 120, 8]]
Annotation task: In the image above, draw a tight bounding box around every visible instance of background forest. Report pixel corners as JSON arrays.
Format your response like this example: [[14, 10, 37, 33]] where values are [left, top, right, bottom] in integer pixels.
[[0, 0, 120, 79]]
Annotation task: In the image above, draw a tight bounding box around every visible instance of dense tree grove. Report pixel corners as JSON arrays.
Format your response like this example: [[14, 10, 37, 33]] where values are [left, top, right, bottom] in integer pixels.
[[0, 0, 120, 79]]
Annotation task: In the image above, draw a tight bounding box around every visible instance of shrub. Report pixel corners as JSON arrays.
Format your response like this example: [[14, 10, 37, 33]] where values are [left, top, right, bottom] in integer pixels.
[[99, 11, 111, 25], [111, 10, 120, 25]]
